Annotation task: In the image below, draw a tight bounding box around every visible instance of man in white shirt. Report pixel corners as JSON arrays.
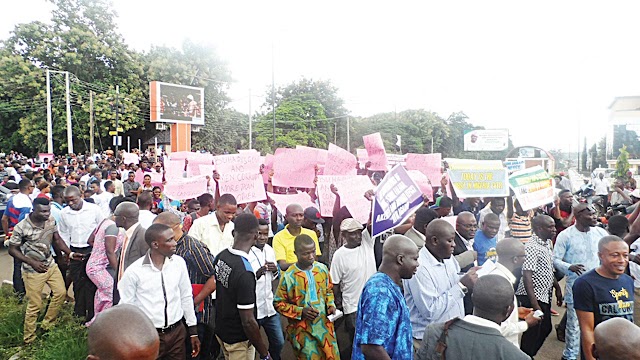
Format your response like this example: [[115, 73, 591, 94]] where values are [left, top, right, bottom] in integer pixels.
[[188, 193, 236, 256], [108, 169, 125, 197], [119, 223, 200, 359], [58, 186, 105, 322], [485, 238, 540, 347], [592, 172, 609, 207], [90, 180, 113, 218], [137, 191, 157, 229], [248, 219, 284, 360], [330, 218, 377, 359]]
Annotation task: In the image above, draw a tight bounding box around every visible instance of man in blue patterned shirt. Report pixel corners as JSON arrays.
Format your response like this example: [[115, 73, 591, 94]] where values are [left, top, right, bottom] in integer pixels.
[[352, 234, 419, 360]]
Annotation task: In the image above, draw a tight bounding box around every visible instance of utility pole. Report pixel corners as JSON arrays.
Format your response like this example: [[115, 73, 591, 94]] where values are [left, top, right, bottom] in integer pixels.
[[46, 70, 53, 154], [346, 116, 350, 152], [65, 71, 73, 154], [334, 121, 337, 144], [89, 90, 94, 155], [114, 85, 120, 156], [248, 88, 252, 150]]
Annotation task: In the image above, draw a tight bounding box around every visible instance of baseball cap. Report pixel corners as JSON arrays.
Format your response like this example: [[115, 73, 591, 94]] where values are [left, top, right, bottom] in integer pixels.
[[303, 207, 325, 224], [340, 218, 363, 232]]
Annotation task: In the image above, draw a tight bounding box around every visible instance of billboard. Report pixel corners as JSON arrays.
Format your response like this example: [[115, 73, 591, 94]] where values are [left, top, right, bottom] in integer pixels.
[[150, 81, 204, 125], [463, 129, 509, 151]]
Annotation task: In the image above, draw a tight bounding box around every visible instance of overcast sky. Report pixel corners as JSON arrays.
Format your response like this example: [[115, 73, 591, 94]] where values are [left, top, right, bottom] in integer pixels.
[[3, 0, 640, 153]]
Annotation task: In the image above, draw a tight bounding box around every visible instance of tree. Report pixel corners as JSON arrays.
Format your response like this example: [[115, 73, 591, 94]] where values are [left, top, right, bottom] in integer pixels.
[[614, 145, 630, 178], [596, 136, 607, 169], [589, 143, 598, 171]]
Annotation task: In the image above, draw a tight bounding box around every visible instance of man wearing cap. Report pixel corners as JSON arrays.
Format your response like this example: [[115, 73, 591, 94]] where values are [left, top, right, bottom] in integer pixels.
[[302, 206, 325, 244], [429, 196, 453, 218], [330, 218, 377, 359]]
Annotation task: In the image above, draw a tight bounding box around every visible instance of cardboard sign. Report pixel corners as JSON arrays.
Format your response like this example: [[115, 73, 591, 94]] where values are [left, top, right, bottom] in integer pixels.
[[316, 175, 354, 217], [272, 148, 316, 188], [218, 172, 266, 203], [363, 133, 388, 171], [407, 170, 434, 202], [371, 165, 424, 237], [163, 176, 208, 200], [508, 166, 554, 211], [336, 175, 375, 224], [266, 191, 317, 215], [504, 160, 526, 172], [165, 160, 186, 181], [213, 152, 261, 175], [122, 152, 139, 165], [38, 153, 55, 163], [262, 154, 274, 184], [198, 164, 216, 177], [325, 143, 357, 176], [169, 151, 190, 160], [405, 153, 441, 185], [446, 159, 509, 198], [187, 152, 213, 165], [296, 145, 328, 166]]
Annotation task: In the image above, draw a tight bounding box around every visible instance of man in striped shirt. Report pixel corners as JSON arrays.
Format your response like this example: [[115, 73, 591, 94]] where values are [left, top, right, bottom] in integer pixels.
[[508, 198, 533, 243], [2, 179, 34, 297]]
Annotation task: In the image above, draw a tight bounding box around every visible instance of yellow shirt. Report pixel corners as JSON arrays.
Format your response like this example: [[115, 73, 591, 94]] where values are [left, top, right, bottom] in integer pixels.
[[273, 225, 321, 263]]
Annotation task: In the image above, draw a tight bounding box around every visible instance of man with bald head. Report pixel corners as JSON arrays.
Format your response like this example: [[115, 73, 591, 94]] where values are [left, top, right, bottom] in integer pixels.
[[554, 203, 609, 360], [416, 275, 530, 360], [404, 219, 479, 350], [272, 203, 321, 271], [454, 211, 478, 272], [154, 212, 218, 359], [516, 214, 564, 357], [593, 318, 640, 360], [113, 201, 147, 286], [485, 238, 540, 347], [87, 304, 160, 360], [352, 235, 418, 360]]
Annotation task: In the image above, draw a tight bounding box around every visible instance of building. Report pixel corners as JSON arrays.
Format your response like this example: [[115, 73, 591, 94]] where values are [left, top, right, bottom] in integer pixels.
[[607, 96, 640, 159]]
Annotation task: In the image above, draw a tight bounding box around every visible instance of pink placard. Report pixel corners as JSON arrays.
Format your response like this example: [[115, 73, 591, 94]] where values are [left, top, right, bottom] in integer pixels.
[[272, 148, 316, 188], [407, 170, 434, 202], [213, 152, 261, 175], [198, 164, 216, 177], [187, 152, 213, 165], [405, 153, 442, 185], [123, 152, 139, 165], [296, 145, 328, 166], [38, 153, 55, 163], [163, 176, 208, 200], [363, 133, 388, 171], [169, 151, 190, 160], [266, 191, 317, 215], [336, 175, 374, 224], [262, 154, 274, 184], [316, 175, 353, 217], [218, 172, 266, 204], [324, 143, 357, 176], [165, 160, 186, 181]]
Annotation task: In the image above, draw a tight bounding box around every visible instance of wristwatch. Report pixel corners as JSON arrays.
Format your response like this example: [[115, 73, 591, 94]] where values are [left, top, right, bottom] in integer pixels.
[[458, 282, 468, 294], [260, 353, 271, 360]]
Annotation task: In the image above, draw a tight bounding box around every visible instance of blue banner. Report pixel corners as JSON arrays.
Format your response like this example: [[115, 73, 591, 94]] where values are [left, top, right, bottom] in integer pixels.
[[371, 165, 425, 237]]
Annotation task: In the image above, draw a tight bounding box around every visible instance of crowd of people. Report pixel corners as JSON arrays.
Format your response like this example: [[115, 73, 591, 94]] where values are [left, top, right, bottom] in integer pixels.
[[3, 148, 640, 360]]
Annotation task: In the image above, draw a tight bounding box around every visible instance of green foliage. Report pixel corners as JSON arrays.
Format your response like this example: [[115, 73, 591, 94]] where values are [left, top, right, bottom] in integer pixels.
[[0, 286, 88, 360], [615, 145, 630, 178]]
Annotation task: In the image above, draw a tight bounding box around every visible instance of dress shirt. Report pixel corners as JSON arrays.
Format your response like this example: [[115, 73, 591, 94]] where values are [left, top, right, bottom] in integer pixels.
[[553, 225, 609, 304], [58, 201, 104, 248], [247, 244, 278, 319], [592, 178, 609, 196], [138, 210, 157, 229], [462, 315, 501, 332], [404, 246, 465, 339], [188, 213, 234, 256], [486, 262, 528, 347], [119, 252, 197, 330]]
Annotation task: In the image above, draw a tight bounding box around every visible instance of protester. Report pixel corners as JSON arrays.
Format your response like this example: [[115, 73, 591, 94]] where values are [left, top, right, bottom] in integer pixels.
[[8, 198, 82, 344], [551, 189, 575, 236], [113, 201, 147, 285], [213, 214, 270, 360], [404, 207, 439, 250], [453, 212, 477, 272], [352, 234, 418, 360], [189, 193, 237, 256], [58, 185, 105, 322], [416, 275, 530, 360], [473, 213, 500, 265], [182, 193, 212, 233], [330, 218, 377, 358], [108, 169, 125, 197], [478, 197, 508, 241], [248, 218, 284, 360], [302, 206, 325, 243], [87, 304, 160, 360], [119, 223, 200, 359], [90, 179, 113, 217], [123, 171, 141, 197], [137, 191, 157, 229], [272, 203, 322, 271], [404, 219, 479, 350], [592, 318, 640, 360], [508, 198, 533, 242], [553, 203, 609, 360], [574, 235, 635, 360], [274, 234, 340, 359]]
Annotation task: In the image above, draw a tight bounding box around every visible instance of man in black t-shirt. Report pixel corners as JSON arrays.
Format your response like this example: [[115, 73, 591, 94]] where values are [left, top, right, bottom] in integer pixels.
[[213, 213, 271, 360], [574, 235, 635, 360]]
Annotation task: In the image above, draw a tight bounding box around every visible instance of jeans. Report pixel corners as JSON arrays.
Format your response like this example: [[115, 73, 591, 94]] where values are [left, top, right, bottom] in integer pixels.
[[13, 257, 25, 297], [257, 314, 284, 360], [563, 303, 580, 360]]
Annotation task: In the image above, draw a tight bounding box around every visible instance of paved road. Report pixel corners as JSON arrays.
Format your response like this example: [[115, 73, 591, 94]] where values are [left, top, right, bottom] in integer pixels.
[[0, 247, 567, 359]]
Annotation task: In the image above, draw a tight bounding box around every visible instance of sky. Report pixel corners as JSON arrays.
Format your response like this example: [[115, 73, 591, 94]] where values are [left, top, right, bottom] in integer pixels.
[[3, 0, 640, 153]]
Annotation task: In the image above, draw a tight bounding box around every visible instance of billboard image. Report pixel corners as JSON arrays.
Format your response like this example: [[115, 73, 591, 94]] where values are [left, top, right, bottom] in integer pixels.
[[150, 81, 204, 125], [464, 129, 509, 151]]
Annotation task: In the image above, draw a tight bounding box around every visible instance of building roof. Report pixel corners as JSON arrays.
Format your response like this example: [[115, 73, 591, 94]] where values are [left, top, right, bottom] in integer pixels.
[[608, 96, 640, 111]]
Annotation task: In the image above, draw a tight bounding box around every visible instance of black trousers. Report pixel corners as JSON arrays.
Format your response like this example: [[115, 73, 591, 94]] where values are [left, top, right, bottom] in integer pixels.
[[517, 295, 552, 357], [69, 246, 96, 322]]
